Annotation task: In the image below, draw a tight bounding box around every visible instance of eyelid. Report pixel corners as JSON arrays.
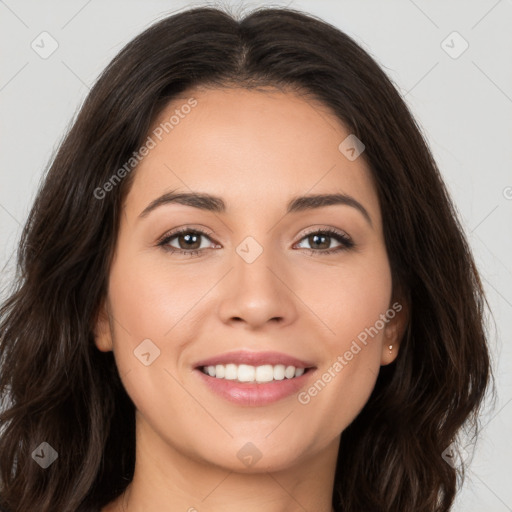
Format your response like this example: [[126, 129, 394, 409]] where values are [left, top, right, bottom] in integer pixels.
[[293, 225, 354, 255], [298, 224, 351, 241], [156, 225, 217, 245], [157, 224, 354, 255], [158, 224, 352, 243]]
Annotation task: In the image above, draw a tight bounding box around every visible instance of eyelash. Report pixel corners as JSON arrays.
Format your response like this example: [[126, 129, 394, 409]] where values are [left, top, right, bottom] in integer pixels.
[[157, 226, 354, 258]]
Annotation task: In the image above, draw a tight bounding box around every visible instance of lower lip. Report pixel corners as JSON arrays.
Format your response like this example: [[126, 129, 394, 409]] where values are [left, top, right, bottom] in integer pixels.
[[195, 368, 315, 406]]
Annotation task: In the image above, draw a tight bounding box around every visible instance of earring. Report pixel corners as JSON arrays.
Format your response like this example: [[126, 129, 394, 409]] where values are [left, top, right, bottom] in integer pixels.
[[388, 344, 393, 354]]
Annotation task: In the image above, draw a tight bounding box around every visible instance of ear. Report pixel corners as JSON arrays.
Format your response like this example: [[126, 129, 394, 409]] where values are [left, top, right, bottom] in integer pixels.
[[380, 299, 408, 366], [93, 298, 113, 352]]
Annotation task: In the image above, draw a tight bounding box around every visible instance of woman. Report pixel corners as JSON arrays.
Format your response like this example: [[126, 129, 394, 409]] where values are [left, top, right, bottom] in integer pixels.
[[0, 5, 492, 512]]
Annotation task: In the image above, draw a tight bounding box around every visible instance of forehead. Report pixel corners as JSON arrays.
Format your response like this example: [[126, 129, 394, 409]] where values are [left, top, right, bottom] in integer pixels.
[[124, 87, 380, 225]]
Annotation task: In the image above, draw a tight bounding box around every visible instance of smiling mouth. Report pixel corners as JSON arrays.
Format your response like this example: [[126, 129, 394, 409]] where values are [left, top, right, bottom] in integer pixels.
[[199, 363, 313, 383]]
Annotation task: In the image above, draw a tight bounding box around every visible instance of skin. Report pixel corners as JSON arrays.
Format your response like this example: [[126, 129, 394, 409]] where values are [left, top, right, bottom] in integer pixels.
[[95, 86, 408, 512]]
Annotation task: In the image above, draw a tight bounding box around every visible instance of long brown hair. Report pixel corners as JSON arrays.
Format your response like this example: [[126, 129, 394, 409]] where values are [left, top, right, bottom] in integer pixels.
[[0, 6, 493, 511]]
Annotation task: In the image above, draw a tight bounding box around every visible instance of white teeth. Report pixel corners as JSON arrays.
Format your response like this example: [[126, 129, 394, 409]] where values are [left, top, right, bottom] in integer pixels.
[[201, 363, 307, 382], [224, 363, 237, 380], [273, 364, 285, 380], [215, 364, 225, 378], [284, 365, 296, 379], [255, 365, 274, 382], [237, 364, 255, 382]]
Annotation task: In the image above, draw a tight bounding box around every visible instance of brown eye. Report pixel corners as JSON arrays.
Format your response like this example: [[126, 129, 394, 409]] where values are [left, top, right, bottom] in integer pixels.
[[295, 228, 354, 255], [174, 231, 202, 250], [306, 233, 332, 250], [158, 228, 216, 256]]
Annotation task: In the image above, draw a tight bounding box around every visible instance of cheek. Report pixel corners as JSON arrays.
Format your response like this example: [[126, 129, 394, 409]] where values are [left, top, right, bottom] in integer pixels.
[[107, 251, 209, 341], [294, 251, 392, 432], [105, 248, 220, 402], [105, 255, 204, 428], [297, 249, 393, 349]]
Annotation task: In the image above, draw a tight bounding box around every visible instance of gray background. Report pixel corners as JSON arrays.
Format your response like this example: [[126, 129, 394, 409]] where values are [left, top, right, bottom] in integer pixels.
[[0, 1, 511, 510]]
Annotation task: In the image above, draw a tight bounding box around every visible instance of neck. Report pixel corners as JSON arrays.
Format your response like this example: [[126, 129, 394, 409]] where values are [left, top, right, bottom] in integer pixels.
[[107, 413, 339, 512]]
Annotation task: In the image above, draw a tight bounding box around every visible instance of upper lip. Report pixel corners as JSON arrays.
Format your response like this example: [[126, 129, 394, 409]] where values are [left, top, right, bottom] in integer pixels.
[[194, 350, 316, 369]]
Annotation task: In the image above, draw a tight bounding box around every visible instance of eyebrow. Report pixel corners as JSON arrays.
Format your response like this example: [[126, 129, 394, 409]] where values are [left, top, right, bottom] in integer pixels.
[[138, 190, 373, 227]]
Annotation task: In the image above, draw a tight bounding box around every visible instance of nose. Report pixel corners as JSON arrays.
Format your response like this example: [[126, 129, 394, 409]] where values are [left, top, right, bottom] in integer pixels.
[[216, 242, 299, 330]]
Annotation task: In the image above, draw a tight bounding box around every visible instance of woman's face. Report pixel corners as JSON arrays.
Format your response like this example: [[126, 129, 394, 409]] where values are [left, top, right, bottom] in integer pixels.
[[95, 86, 405, 473]]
